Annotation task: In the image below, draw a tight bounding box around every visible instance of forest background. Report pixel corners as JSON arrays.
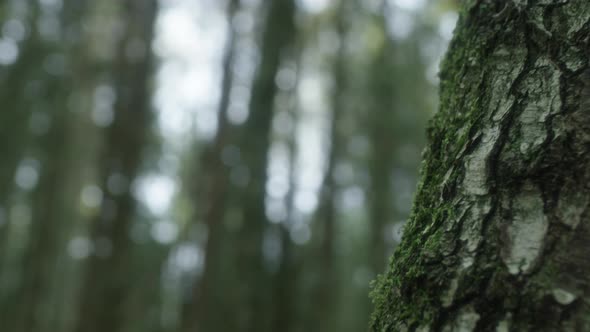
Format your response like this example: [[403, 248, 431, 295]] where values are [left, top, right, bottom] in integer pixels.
[[0, 0, 456, 331]]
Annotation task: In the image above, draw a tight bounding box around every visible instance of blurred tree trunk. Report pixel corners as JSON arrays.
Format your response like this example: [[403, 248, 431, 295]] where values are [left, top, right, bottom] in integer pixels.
[[371, 1, 590, 330], [180, 0, 240, 331], [6, 1, 90, 331], [272, 56, 302, 332], [310, 5, 348, 332], [272, 216, 299, 332], [233, 0, 296, 331], [74, 1, 157, 332], [366, 16, 395, 278], [11, 77, 72, 332], [0, 0, 41, 266]]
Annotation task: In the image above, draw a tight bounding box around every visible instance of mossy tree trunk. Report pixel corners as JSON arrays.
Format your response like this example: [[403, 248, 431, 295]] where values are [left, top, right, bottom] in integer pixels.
[[370, 1, 590, 331]]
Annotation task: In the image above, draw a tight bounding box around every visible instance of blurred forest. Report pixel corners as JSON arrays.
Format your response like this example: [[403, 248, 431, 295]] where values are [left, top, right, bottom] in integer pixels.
[[0, 0, 457, 331]]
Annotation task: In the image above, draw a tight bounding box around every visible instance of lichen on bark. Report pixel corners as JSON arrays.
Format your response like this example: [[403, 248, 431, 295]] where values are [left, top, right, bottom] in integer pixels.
[[370, 1, 590, 331]]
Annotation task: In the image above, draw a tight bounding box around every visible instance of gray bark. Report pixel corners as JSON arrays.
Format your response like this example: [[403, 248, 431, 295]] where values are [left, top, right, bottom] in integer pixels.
[[370, 1, 590, 331]]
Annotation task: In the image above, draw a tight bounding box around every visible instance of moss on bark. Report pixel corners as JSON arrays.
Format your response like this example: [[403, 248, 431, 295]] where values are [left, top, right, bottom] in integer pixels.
[[370, 1, 590, 331]]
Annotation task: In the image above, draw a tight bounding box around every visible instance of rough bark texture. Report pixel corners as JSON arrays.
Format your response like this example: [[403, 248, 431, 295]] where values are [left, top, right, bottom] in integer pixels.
[[370, 1, 590, 331]]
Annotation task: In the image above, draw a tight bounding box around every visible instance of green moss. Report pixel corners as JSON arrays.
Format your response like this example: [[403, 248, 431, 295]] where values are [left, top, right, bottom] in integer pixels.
[[369, 2, 518, 330]]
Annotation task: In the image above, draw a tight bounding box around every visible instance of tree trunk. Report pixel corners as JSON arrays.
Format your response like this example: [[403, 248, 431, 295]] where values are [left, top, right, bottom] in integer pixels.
[[367, 14, 396, 277], [370, 1, 590, 331], [180, 0, 239, 331], [0, 2, 38, 214], [0, 0, 42, 267], [271, 51, 302, 332], [310, 4, 348, 331], [233, 0, 296, 331], [74, 1, 157, 331], [6, 2, 89, 330]]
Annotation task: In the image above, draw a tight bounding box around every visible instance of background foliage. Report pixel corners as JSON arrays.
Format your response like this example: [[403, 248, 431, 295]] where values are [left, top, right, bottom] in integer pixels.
[[0, 0, 456, 331]]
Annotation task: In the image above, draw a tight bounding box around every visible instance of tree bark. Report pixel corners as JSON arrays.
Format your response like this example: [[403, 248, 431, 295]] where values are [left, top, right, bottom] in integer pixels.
[[370, 1, 590, 331]]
